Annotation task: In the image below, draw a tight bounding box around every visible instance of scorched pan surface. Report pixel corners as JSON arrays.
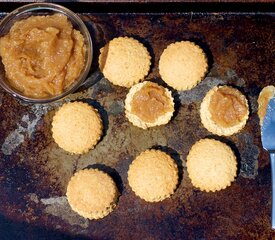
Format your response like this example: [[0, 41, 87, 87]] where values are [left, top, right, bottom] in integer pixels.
[[0, 4, 274, 239]]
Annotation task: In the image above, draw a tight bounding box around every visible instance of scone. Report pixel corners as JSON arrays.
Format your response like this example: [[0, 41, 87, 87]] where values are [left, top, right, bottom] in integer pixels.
[[186, 139, 237, 192], [159, 41, 208, 91], [66, 169, 119, 219], [125, 81, 174, 129], [52, 102, 103, 154], [99, 37, 151, 87], [128, 149, 178, 202], [258, 85, 275, 125], [200, 85, 249, 136]]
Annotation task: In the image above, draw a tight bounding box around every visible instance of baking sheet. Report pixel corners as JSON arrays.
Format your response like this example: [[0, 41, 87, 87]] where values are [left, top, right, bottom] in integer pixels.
[[0, 4, 274, 239]]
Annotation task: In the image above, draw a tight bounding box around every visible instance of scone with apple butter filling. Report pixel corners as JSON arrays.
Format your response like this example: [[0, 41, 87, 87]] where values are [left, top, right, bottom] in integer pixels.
[[125, 81, 174, 129], [200, 85, 249, 136]]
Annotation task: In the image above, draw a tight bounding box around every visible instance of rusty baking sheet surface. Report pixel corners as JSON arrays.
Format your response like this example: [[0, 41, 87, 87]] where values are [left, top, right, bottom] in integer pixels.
[[0, 5, 274, 239]]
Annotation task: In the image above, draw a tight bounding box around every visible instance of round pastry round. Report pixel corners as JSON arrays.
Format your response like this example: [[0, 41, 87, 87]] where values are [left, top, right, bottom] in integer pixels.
[[159, 41, 208, 91], [125, 81, 174, 129], [99, 37, 151, 88], [200, 85, 249, 136], [128, 149, 178, 202], [66, 169, 119, 219], [186, 138, 237, 192], [52, 102, 103, 154]]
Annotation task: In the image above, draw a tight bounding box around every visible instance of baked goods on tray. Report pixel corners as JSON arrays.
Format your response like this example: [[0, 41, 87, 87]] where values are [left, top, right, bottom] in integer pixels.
[[159, 41, 208, 91], [99, 37, 151, 88], [200, 85, 249, 136], [66, 169, 119, 219], [186, 138, 237, 192], [128, 149, 178, 202], [125, 81, 174, 129], [52, 102, 103, 154]]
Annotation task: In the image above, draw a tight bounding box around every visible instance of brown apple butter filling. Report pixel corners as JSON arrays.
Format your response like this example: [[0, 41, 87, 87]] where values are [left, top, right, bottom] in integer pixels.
[[209, 86, 248, 127], [0, 14, 86, 98], [258, 88, 274, 124], [131, 82, 173, 123]]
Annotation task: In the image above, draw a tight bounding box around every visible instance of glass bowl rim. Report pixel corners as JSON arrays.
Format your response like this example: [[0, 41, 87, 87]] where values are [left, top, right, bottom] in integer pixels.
[[0, 2, 93, 104]]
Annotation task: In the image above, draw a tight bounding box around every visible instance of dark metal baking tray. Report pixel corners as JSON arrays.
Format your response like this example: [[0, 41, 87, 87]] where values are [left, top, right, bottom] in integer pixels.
[[0, 2, 274, 239]]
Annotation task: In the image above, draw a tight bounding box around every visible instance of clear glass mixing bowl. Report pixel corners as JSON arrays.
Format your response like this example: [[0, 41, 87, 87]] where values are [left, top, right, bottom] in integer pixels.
[[0, 3, 92, 103]]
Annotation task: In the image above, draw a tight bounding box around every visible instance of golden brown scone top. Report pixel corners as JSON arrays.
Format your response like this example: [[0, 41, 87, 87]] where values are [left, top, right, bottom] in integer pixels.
[[99, 37, 151, 88], [66, 169, 119, 219], [52, 102, 103, 154], [159, 41, 208, 91], [128, 149, 178, 202], [186, 138, 237, 192]]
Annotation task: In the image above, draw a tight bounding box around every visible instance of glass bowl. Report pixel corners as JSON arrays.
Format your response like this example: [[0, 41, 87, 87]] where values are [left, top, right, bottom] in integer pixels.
[[0, 3, 92, 103]]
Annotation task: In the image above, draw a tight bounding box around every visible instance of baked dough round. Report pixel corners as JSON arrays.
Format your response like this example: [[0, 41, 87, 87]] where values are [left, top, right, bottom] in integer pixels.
[[186, 139, 237, 192], [200, 85, 249, 136], [128, 149, 178, 202], [258, 85, 275, 126], [125, 81, 174, 129], [66, 169, 119, 219], [99, 37, 151, 88], [159, 41, 208, 91], [52, 102, 103, 154]]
